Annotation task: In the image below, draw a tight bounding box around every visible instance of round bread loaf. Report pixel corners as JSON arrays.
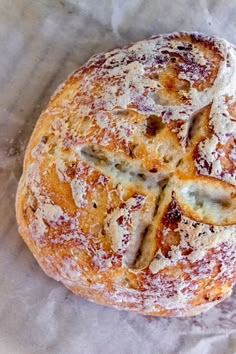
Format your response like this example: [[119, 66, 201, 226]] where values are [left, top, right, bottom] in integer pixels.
[[16, 32, 236, 316]]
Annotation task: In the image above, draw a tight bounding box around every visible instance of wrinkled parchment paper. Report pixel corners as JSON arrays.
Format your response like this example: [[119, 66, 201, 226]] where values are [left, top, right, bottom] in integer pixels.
[[1, 1, 236, 353]]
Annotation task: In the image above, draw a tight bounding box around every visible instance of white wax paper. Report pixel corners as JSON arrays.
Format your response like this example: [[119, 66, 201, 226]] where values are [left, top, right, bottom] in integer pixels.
[[1, 0, 236, 353]]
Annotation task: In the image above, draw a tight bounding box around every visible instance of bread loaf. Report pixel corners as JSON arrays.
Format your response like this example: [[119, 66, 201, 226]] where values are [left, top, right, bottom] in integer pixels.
[[16, 32, 236, 316]]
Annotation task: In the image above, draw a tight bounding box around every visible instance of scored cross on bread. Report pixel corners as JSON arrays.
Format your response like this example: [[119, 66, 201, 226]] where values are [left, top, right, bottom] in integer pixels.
[[16, 32, 236, 316]]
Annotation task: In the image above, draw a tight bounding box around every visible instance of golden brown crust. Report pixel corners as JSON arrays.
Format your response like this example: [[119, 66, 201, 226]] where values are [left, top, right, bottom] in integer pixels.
[[16, 32, 236, 316]]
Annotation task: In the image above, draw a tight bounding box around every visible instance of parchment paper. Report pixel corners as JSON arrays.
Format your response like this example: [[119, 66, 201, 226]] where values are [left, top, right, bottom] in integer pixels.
[[1, 1, 236, 353]]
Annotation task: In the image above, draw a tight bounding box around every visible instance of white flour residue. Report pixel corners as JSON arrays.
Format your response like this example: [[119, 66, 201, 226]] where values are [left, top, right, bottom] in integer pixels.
[[71, 177, 88, 208]]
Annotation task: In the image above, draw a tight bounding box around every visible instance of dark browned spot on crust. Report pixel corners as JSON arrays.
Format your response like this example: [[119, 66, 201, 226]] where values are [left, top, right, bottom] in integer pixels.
[[30, 206, 36, 213], [204, 293, 223, 302], [162, 194, 182, 228], [66, 163, 77, 179], [41, 136, 48, 144], [149, 72, 159, 80], [181, 247, 193, 256], [149, 168, 158, 173], [145, 115, 165, 136]]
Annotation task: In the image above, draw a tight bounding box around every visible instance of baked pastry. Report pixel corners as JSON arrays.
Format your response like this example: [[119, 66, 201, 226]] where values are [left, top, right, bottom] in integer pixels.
[[16, 32, 236, 316]]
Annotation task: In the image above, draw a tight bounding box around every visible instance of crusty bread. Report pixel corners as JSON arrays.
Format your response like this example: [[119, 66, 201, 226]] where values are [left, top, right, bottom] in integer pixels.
[[16, 32, 236, 316]]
